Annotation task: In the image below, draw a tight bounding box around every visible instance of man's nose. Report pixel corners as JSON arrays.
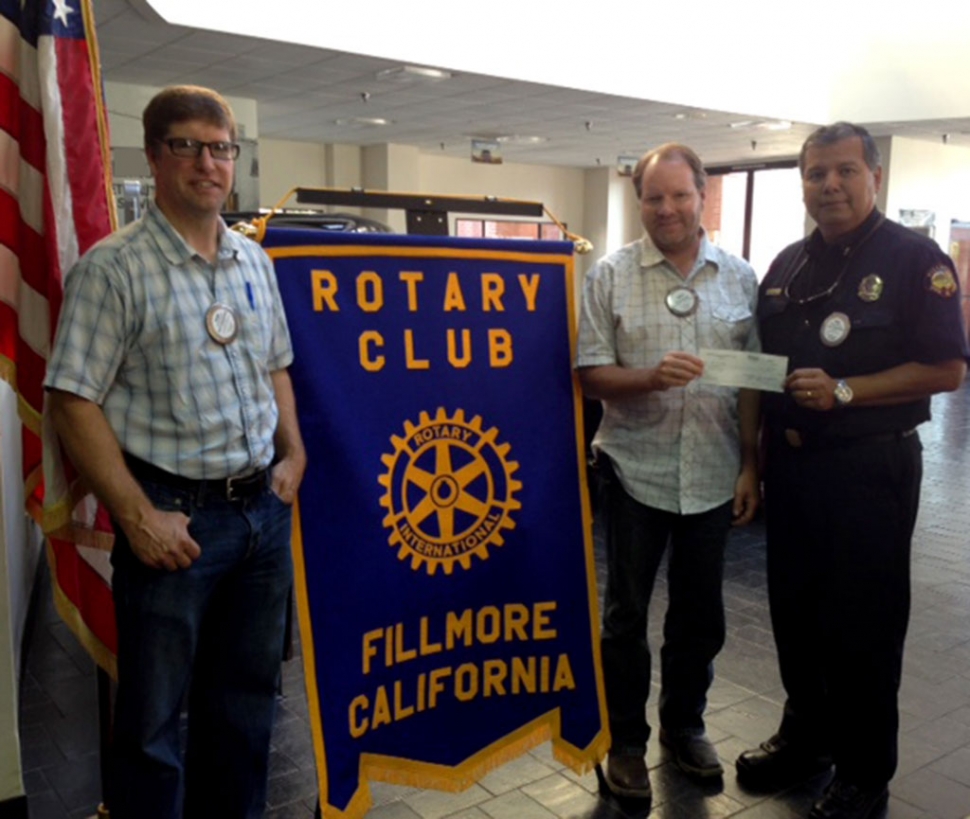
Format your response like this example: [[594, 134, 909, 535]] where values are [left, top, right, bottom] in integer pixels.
[[194, 146, 218, 168], [822, 171, 841, 190]]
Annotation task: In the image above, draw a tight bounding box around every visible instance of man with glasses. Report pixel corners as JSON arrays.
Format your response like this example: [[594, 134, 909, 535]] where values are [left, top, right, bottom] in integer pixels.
[[736, 123, 968, 819], [45, 85, 305, 818]]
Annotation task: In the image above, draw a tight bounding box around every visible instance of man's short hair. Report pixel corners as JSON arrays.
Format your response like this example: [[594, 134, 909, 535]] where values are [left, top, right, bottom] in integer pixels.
[[143, 85, 237, 156], [799, 122, 881, 174], [632, 143, 707, 198]]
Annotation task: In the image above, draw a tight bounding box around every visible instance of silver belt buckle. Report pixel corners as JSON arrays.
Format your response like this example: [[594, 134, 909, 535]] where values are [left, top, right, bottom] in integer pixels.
[[226, 478, 239, 500], [226, 474, 246, 501]]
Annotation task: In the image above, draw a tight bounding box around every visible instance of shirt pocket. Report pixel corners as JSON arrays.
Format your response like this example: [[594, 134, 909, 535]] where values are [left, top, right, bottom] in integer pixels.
[[839, 309, 898, 369], [711, 303, 754, 348], [851, 308, 893, 331], [234, 283, 274, 367]]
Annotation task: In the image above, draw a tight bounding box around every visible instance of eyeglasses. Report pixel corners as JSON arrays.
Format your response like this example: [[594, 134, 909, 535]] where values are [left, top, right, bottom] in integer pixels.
[[159, 138, 240, 161]]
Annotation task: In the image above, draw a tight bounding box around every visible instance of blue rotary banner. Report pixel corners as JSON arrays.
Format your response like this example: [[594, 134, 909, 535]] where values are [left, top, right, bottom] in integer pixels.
[[262, 228, 608, 819]]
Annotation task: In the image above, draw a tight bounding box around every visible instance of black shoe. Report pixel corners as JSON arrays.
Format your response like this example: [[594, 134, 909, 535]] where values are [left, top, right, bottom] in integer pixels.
[[808, 778, 888, 819], [659, 728, 724, 778], [604, 753, 652, 799], [735, 733, 833, 791]]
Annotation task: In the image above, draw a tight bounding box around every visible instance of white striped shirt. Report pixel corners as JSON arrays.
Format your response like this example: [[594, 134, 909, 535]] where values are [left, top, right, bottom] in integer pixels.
[[45, 205, 293, 479], [576, 234, 759, 514]]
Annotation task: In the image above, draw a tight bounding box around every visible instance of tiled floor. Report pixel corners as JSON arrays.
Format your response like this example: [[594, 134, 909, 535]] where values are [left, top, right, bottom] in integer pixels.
[[17, 386, 970, 819]]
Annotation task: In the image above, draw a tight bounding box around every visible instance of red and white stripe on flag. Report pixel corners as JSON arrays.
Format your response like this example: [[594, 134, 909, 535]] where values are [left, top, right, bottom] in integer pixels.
[[0, 0, 118, 672]]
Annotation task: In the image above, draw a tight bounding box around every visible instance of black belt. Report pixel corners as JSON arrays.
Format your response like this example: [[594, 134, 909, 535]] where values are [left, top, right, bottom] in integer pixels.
[[124, 454, 270, 501], [777, 428, 916, 451]]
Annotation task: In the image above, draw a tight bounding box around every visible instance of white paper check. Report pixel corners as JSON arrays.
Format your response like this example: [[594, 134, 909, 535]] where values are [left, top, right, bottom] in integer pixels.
[[698, 349, 789, 392]]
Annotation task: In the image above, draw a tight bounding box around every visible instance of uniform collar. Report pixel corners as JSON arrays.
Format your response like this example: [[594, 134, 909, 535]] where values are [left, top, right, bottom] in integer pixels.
[[807, 207, 883, 258]]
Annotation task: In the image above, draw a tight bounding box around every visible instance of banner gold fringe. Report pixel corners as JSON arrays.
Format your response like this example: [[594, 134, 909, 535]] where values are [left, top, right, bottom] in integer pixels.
[[318, 714, 608, 818]]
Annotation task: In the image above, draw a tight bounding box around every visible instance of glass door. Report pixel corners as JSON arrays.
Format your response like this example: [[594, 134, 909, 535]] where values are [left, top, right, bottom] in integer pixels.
[[703, 162, 803, 280]]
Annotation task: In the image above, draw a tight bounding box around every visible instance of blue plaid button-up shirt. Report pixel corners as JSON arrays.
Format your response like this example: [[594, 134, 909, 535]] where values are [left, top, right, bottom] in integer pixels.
[[46, 205, 293, 479], [576, 233, 759, 514]]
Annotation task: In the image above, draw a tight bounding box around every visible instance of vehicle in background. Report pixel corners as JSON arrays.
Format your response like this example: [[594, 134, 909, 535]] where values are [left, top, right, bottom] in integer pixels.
[[222, 210, 393, 233]]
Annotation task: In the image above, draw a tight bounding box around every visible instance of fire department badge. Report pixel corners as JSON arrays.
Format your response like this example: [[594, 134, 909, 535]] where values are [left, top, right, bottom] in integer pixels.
[[927, 266, 958, 298], [857, 274, 883, 302]]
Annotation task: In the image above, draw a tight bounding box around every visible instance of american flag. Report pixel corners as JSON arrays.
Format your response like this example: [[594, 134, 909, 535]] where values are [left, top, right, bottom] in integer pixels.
[[0, 0, 118, 670]]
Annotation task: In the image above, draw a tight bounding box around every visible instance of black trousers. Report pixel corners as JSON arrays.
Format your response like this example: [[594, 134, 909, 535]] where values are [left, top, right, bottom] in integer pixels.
[[598, 458, 732, 753], [764, 431, 922, 787]]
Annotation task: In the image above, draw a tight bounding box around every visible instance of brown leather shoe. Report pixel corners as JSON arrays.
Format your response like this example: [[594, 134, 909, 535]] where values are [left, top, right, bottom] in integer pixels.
[[735, 733, 833, 791], [660, 729, 724, 778], [604, 753, 652, 799]]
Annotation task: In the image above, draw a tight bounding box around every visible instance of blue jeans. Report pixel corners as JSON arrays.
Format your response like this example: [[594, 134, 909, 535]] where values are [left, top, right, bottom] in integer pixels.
[[598, 458, 731, 754], [108, 477, 294, 819]]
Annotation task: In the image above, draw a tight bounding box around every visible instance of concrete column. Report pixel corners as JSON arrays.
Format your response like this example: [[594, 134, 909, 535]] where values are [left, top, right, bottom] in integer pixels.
[[361, 143, 421, 233]]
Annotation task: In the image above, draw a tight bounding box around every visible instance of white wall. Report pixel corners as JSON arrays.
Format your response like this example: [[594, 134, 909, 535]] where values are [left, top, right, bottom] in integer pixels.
[[617, 174, 643, 250], [580, 166, 643, 279], [0, 381, 41, 802], [256, 138, 594, 248], [882, 137, 970, 251], [418, 153, 586, 243], [363, 143, 421, 233], [0, 390, 41, 684], [259, 139, 330, 207], [326, 144, 362, 190], [581, 167, 610, 283], [105, 81, 259, 149]]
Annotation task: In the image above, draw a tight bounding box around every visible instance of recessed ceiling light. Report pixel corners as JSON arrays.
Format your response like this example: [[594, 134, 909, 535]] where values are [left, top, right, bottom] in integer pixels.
[[729, 119, 792, 131], [463, 133, 548, 145], [673, 111, 708, 120], [495, 135, 547, 145], [334, 117, 392, 127], [376, 65, 453, 82]]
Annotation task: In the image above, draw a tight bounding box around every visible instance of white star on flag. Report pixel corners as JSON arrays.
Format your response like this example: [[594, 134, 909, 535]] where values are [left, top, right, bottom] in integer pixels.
[[53, 0, 74, 25]]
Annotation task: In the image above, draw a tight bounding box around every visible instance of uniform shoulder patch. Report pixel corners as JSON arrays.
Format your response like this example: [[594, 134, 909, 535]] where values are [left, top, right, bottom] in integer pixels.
[[926, 265, 958, 298]]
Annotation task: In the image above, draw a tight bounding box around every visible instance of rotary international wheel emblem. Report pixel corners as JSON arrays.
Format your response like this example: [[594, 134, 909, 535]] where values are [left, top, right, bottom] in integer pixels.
[[378, 408, 522, 575]]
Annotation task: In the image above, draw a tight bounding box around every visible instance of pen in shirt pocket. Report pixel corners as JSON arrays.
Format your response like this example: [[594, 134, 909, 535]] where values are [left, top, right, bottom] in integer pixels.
[[245, 281, 255, 310]]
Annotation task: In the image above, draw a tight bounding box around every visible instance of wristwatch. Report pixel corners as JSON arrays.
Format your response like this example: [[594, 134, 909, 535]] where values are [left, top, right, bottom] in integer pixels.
[[833, 379, 854, 407]]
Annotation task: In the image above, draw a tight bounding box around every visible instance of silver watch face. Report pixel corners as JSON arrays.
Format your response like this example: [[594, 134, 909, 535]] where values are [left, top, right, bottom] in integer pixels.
[[834, 381, 853, 405]]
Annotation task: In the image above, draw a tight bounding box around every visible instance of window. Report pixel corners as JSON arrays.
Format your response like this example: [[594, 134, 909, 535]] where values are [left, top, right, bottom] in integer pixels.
[[455, 219, 564, 241], [704, 162, 803, 280]]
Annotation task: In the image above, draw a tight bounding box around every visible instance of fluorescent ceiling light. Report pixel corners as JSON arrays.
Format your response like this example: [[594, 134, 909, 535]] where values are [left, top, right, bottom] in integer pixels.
[[334, 117, 392, 127], [495, 135, 547, 144], [463, 133, 547, 145], [376, 65, 453, 82], [729, 119, 792, 131]]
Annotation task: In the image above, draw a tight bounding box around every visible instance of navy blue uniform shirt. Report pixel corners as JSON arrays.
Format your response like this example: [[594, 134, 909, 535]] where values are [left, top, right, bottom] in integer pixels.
[[758, 208, 970, 438]]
